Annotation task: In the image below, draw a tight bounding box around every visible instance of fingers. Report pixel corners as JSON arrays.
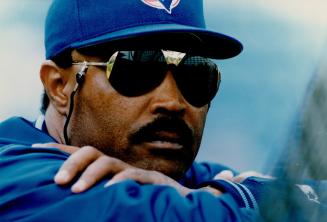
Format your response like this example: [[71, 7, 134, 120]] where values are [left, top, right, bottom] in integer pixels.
[[105, 168, 162, 187], [54, 146, 103, 185], [71, 156, 132, 193], [214, 170, 273, 183], [104, 169, 193, 196], [214, 170, 234, 180], [32, 143, 79, 154], [232, 171, 267, 183], [33, 143, 106, 189]]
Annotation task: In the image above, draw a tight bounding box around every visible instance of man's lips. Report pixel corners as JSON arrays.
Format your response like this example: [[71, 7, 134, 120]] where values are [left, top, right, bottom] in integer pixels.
[[129, 116, 194, 152], [144, 141, 183, 150], [141, 131, 184, 150]]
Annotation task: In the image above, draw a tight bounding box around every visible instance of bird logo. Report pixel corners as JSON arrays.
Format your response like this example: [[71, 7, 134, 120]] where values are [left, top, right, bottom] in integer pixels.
[[141, 0, 180, 14]]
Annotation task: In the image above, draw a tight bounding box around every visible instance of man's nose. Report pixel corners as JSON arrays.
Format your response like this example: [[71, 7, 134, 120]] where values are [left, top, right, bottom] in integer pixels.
[[149, 71, 186, 116]]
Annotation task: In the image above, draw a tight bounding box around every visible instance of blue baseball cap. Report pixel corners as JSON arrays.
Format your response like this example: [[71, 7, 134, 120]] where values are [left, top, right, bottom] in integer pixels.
[[45, 0, 242, 60]]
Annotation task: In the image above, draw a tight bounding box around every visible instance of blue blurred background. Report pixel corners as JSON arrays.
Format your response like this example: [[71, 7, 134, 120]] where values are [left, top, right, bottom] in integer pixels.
[[1, 0, 326, 172]]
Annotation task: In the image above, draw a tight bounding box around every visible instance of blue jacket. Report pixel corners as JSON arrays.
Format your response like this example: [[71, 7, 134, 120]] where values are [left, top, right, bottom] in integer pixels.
[[0, 117, 259, 221], [0, 117, 325, 221]]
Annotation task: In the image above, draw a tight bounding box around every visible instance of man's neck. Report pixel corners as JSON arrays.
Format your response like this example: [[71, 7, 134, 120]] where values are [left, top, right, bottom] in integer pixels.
[[44, 105, 66, 144]]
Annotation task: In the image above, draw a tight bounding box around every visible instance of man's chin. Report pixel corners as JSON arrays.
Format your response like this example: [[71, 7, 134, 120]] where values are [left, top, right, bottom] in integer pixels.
[[126, 143, 194, 179], [98, 142, 195, 180], [129, 157, 191, 180]]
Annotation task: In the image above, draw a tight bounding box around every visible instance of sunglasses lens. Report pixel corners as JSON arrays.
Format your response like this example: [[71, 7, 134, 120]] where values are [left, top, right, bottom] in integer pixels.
[[107, 50, 219, 107], [109, 51, 166, 97], [175, 56, 219, 107]]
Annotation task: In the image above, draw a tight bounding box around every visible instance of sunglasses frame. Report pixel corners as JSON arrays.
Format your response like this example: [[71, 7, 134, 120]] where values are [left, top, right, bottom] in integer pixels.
[[72, 50, 220, 107], [72, 50, 187, 78]]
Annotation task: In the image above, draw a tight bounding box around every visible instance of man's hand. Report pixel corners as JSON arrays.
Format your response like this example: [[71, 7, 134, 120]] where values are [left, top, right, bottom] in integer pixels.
[[32, 143, 222, 196], [33, 143, 135, 192], [214, 170, 273, 183]]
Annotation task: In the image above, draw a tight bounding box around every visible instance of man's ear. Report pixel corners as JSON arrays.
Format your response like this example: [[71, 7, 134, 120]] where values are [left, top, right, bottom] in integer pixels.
[[40, 60, 72, 115]]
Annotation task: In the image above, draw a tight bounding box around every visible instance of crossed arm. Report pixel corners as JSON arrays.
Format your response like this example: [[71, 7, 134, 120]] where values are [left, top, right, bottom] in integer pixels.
[[48, 143, 326, 221], [34, 143, 265, 195], [2, 143, 262, 221], [34, 143, 229, 195]]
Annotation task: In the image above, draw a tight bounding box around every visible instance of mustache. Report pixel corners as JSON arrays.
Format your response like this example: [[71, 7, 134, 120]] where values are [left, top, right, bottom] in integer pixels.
[[129, 116, 194, 147]]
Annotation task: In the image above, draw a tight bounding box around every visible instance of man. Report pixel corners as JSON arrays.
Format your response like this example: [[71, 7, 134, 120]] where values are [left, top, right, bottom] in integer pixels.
[[0, 0, 324, 221], [0, 0, 261, 221]]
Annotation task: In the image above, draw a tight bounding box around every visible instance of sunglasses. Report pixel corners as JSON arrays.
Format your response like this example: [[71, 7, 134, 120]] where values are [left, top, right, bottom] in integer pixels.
[[72, 50, 221, 107]]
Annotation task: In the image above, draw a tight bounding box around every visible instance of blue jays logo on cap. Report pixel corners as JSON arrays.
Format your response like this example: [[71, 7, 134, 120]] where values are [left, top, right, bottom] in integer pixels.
[[141, 0, 180, 14]]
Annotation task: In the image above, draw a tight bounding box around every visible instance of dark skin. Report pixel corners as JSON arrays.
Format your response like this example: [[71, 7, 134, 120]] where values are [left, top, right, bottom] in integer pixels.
[[38, 49, 264, 195], [33, 143, 222, 196], [38, 49, 219, 195]]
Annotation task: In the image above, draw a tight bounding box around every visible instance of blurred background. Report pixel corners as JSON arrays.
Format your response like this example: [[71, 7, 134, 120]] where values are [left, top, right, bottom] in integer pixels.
[[0, 0, 327, 172]]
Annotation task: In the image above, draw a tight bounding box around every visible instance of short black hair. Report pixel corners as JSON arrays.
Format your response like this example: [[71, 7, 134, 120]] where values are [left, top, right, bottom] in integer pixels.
[[40, 50, 73, 114]]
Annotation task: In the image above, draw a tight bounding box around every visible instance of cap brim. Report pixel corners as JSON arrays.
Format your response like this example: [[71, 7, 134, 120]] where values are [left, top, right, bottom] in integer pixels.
[[71, 24, 242, 59]]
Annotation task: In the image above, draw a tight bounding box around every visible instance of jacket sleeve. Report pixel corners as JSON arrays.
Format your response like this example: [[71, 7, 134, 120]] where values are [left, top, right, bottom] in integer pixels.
[[201, 176, 327, 221], [0, 145, 259, 222], [242, 177, 327, 221], [180, 161, 238, 188]]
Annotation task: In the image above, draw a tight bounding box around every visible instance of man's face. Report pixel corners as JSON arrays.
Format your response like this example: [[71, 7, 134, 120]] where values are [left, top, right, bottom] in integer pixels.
[[68, 50, 209, 179]]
